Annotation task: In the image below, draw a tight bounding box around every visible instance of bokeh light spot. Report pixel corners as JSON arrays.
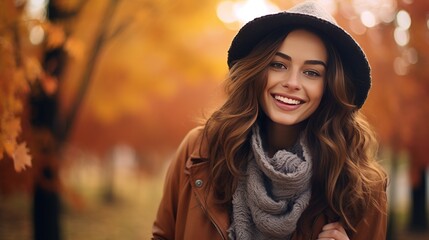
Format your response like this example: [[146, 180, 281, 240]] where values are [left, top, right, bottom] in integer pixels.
[[396, 10, 411, 30], [394, 57, 409, 76], [360, 10, 377, 28], [217, 0, 279, 29], [403, 47, 418, 64], [217, 1, 236, 24], [394, 27, 410, 46], [29, 25, 45, 45]]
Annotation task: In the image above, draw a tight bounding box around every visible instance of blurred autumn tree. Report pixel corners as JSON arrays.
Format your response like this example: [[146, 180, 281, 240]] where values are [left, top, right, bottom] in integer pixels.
[[2, 0, 228, 239], [59, 0, 229, 153], [0, 0, 60, 238], [360, 0, 429, 233], [0, 1, 34, 172]]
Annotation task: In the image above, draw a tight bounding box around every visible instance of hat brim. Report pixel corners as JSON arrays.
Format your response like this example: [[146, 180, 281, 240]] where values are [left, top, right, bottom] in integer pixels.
[[227, 12, 371, 108]]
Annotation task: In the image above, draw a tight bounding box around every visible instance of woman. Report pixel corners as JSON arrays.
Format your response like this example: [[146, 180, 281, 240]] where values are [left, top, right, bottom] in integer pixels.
[[152, 1, 387, 240]]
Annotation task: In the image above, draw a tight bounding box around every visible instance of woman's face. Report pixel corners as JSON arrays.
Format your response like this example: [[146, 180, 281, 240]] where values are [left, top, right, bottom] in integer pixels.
[[260, 29, 327, 126]]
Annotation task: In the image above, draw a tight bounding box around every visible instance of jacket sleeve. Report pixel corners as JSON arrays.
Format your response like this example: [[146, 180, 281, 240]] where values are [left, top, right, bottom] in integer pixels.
[[352, 180, 388, 240], [151, 127, 202, 240]]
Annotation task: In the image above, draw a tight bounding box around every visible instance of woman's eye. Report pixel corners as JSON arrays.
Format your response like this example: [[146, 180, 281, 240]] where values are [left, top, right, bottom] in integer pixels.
[[269, 62, 286, 69], [304, 70, 321, 77]]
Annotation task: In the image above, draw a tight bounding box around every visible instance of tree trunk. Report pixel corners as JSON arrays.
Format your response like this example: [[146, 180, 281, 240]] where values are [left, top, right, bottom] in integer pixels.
[[30, 0, 121, 238], [33, 166, 61, 240], [409, 168, 428, 231], [30, 86, 62, 240]]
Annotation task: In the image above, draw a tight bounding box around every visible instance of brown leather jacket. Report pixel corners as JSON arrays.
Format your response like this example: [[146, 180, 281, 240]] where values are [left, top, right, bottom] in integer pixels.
[[152, 127, 387, 240]]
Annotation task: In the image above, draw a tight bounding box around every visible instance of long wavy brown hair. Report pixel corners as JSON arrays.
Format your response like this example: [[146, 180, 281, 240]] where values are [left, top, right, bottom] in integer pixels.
[[202, 28, 387, 233]]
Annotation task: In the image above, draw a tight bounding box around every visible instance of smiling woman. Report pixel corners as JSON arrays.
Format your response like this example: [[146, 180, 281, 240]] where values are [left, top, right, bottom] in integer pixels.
[[152, 1, 387, 240], [260, 29, 327, 132]]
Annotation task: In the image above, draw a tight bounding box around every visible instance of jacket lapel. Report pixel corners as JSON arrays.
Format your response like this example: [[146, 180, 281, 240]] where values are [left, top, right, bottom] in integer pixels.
[[186, 145, 230, 240]]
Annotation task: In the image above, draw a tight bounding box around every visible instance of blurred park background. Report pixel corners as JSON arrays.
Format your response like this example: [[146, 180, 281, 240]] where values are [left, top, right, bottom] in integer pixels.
[[1, 0, 429, 239]]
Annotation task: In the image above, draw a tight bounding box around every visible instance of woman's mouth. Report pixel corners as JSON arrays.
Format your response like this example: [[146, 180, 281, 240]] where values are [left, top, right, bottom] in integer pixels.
[[273, 94, 302, 105]]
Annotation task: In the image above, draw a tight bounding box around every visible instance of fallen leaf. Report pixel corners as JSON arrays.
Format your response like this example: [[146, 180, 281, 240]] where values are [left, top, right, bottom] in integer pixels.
[[13, 142, 32, 172]]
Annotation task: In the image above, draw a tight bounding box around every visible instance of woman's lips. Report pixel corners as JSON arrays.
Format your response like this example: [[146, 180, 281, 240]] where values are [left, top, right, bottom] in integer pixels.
[[271, 94, 304, 111], [272, 94, 304, 105]]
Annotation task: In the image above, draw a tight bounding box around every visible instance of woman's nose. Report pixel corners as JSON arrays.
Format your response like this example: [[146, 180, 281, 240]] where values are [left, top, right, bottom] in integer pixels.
[[281, 69, 301, 90]]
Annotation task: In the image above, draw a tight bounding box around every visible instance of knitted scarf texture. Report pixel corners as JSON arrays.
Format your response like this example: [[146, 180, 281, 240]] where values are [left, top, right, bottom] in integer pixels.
[[228, 126, 313, 240]]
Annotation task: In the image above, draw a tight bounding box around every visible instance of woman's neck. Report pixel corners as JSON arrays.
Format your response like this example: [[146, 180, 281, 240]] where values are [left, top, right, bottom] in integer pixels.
[[261, 119, 303, 157]]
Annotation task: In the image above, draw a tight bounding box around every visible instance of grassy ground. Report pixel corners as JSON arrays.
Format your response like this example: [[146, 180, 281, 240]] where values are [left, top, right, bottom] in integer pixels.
[[0, 159, 166, 240], [0, 193, 33, 239], [62, 173, 165, 240]]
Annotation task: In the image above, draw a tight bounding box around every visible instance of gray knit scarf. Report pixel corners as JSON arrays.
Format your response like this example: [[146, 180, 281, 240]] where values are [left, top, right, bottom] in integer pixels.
[[228, 126, 312, 240]]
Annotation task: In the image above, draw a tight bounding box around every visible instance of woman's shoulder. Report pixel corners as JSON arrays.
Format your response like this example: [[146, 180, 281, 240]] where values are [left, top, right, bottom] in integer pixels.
[[181, 125, 204, 147], [176, 125, 207, 159], [184, 126, 205, 143]]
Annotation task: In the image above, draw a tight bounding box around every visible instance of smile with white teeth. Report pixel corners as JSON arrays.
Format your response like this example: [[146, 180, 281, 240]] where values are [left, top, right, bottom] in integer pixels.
[[274, 95, 302, 105]]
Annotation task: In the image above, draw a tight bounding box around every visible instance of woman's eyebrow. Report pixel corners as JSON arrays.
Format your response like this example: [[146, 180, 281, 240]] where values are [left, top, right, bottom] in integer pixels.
[[275, 52, 327, 68]]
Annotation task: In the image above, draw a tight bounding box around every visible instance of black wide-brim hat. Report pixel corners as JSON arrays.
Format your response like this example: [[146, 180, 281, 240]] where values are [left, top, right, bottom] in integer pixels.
[[227, 1, 371, 109]]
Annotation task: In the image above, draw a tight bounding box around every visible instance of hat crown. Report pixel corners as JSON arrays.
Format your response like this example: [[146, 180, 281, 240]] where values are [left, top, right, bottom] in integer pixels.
[[288, 1, 337, 25]]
